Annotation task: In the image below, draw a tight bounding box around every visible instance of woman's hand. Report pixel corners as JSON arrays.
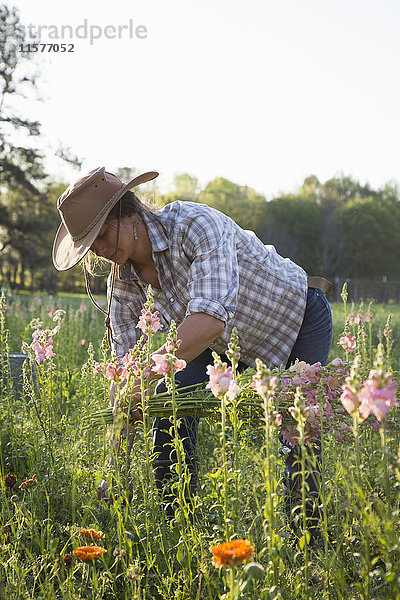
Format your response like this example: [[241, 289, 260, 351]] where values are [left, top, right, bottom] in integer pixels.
[[110, 380, 142, 420]]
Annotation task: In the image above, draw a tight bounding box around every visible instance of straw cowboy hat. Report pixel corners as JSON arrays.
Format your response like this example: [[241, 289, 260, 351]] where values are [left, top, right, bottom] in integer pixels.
[[52, 167, 159, 271]]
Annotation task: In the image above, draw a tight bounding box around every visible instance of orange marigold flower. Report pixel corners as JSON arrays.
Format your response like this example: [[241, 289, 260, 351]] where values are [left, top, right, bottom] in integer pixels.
[[19, 474, 37, 490], [79, 528, 105, 541], [73, 546, 107, 562], [210, 539, 254, 569], [3, 473, 17, 490]]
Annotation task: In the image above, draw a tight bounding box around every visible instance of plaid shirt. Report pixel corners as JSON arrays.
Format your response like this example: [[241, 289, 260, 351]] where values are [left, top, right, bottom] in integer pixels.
[[109, 201, 308, 368]]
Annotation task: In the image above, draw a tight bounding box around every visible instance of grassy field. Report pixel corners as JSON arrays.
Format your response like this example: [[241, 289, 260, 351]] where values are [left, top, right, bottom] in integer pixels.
[[0, 290, 399, 600]]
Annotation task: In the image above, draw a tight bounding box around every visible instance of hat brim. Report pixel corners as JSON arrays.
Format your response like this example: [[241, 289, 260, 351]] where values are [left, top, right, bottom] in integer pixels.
[[52, 170, 159, 271]]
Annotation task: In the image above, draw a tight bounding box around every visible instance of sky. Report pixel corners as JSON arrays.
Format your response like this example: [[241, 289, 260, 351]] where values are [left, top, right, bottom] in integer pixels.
[[6, 0, 400, 198]]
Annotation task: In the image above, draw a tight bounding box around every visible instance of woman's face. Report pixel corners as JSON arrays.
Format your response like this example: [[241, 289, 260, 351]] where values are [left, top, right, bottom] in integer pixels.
[[91, 214, 153, 266], [91, 217, 135, 265]]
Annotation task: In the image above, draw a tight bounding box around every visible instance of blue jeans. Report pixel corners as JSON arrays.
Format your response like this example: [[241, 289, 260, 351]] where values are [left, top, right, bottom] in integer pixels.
[[152, 287, 333, 515], [286, 287, 333, 367]]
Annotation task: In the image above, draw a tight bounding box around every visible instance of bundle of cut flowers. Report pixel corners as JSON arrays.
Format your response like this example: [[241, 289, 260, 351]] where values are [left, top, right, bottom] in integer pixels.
[[84, 353, 358, 446], [83, 293, 398, 446]]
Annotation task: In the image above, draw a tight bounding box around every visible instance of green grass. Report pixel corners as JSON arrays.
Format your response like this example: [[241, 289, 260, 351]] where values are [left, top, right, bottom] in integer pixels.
[[0, 291, 399, 599]]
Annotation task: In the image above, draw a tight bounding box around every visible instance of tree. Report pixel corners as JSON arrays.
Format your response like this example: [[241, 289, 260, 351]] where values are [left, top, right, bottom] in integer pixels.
[[335, 195, 400, 278], [316, 174, 378, 277], [0, 4, 45, 192], [157, 172, 200, 207], [115, 167, 139, 182], [172, 173, 199, 201], [0, 3, 47, 286], [0, 4, 82, 291], [256, 174, 400, 279], [259, 193, 320, 274], [198, 177, 267, 234]]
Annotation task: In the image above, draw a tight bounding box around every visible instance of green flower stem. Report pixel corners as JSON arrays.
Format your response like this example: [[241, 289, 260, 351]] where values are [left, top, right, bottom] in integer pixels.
[[231, 396, 240, 535], [299, 427, 310, 600], [318, 381, 330, 591], [380, 426, 391, 509], [29, 364, 55, 466], [352, 412, 371, 600], [141, 335, 153, 493], [170, 366, 183, 485], [262, 392, 278, 589], [228, 566, 238, 600], [221, 394, 230, 540]]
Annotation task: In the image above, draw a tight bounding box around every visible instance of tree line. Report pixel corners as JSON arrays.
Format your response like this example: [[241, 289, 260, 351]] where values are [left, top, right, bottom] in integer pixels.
[[1, 3, 399, 294], [1, 170, 399, 294]]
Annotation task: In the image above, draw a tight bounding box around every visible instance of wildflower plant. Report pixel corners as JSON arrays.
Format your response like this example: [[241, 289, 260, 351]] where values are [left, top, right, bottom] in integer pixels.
[[210, 539, 261, 600], [207, 345, 241, 539], [1, 290, 400, 599], [340, 345, 398, 426]]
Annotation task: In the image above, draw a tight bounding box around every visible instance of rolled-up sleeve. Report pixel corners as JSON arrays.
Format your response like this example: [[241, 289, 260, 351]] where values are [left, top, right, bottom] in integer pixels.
[[181, 211, 239, 323]]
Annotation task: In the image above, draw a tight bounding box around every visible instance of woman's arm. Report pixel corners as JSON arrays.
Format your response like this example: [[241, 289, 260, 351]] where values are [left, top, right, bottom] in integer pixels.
[[140, 311, 225, 383], [167, 312, 225, 363]]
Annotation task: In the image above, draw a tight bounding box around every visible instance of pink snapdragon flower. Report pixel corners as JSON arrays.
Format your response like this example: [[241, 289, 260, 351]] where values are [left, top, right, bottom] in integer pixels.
[[93, 361, 128, 382], [357, 370, 398, 422], [151, 353, 186, 376], [278, 358, 351, 445], [338, 334, 357, 351], [273, 410, 282, 426], [121, 352, 152, 379], [104, 364, 117, 380], [340, 369, 398, 423], [348, 313, 361, 326], [28, 327, 60, 364], [323, 374, 341, 391], [93, 362, 105, 375], [206, 363, 241, 401], [302, 362, 321, 384], [288, 359, 310, 386], [288, 359, 307, 373], [288, 359, 321, 384], [136, 309, 163, 335], [52, 309, 66, 322], [121, 351, 140, 374], [164, 335, 182, 353], [252, 372, 279, 396], [349, 311, 374, 325], [329, 357, 345, 367], [340, 381, 358, 414], [349, 311, 374, 326]]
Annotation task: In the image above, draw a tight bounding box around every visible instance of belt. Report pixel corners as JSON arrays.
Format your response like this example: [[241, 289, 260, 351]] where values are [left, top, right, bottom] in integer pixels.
[[307, 276, 332, 295]]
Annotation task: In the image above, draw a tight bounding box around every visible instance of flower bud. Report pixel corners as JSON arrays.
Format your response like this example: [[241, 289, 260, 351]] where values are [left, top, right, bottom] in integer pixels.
[[242, 562, 265, 582]]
